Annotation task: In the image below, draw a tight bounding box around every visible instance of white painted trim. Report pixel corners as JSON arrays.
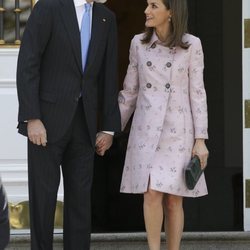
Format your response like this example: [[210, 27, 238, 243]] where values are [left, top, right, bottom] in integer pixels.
[[0, 79, 16, 88], [0, 160, 27, 165], [0, 48, 19, 55], [7, 195, 29, 200], [4, 179, 28, 184]]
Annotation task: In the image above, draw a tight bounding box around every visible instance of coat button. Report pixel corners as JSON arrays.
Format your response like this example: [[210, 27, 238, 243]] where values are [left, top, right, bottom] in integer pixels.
[[166, 62, 172, 68], [151, 43, 156, 49], [74, 96, 79, 102], [146, 61, 152, 67], [165, 83, 170, 89], [146, 83, 152, 88]]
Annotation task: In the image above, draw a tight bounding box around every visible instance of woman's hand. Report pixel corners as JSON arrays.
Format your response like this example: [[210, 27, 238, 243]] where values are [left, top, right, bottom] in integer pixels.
[[95, 132, 113, 156], [192, 139, 209, 169]]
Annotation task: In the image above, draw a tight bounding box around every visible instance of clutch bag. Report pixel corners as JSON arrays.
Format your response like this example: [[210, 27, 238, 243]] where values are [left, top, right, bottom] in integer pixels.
[[185, 155, 204, 190]]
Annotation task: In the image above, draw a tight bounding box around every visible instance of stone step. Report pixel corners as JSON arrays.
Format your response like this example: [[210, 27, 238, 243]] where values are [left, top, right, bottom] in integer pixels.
[[7, 231, 250, 250]]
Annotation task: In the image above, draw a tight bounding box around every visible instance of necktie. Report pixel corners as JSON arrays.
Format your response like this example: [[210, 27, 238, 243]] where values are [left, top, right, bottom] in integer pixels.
[[81, 3, 91, 72]]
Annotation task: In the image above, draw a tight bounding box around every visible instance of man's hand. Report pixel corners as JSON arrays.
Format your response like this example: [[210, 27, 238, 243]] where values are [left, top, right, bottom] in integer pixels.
[[27, 119, 47, 146], [95, 132, 113, 156]]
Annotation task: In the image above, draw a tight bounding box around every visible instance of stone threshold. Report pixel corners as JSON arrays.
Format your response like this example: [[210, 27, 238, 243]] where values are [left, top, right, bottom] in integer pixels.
[[10, 230, 250, 243]]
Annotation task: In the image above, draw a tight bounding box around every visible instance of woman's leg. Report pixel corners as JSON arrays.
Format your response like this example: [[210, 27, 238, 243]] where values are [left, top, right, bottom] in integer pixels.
[[164, 194, 184, 250], [143, 188, 164, 250]]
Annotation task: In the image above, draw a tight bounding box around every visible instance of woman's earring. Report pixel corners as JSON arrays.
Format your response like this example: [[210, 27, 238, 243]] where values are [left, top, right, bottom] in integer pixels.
[[168, 16, 172, 22]]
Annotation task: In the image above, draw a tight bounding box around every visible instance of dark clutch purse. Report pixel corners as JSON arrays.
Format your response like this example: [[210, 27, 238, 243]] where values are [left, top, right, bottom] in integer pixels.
[[185, 155, 204, 190]]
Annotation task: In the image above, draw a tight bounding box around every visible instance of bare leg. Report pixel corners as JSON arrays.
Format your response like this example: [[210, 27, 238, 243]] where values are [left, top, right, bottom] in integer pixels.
[[143, 188, 164, 250], [164, 194, 184, 250]]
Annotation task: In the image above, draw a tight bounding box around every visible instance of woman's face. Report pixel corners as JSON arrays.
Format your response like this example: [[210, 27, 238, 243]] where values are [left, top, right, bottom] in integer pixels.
[[144, 0, 171, 29]]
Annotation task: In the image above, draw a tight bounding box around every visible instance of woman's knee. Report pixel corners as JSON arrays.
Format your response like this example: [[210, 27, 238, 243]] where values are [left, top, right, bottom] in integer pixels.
[[165, 194, 183, 212], [144, 189, 163, 206]]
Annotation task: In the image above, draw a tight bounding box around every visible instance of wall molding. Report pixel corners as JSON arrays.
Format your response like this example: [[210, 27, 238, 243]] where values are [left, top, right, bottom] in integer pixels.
[[0, 160, 27, 165], [0, 79, 16, 88], [0, 48, 19, 56]]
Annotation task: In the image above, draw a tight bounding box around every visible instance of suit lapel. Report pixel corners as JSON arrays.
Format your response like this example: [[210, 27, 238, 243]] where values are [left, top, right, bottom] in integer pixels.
[[59, 0, 82, 73], [84, 3, 103, 73]]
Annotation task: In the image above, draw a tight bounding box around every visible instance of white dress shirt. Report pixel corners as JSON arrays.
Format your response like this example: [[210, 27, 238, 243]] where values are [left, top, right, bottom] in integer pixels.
[[74, 0, 93, 31], [73, 0, 114, 136]]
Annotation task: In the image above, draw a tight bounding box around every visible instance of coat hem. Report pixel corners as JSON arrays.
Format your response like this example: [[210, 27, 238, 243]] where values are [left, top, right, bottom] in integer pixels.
[[120, 188, 208, 198]]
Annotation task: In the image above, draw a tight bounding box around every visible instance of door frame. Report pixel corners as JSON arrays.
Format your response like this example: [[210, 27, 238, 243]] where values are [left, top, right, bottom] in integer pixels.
[[243, 0, 250, 231]]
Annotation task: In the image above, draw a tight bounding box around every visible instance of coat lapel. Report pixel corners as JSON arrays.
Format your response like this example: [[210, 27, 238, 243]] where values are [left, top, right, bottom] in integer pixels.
[[59, 0, 82, 73]]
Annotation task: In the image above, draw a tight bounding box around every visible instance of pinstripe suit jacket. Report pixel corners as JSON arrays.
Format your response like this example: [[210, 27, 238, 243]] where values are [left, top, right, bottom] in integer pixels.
[[16, 0, 121, 146]]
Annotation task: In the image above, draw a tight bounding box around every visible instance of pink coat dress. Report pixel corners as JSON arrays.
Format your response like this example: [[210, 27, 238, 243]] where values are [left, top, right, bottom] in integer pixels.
[[119, 32, 208, 197]]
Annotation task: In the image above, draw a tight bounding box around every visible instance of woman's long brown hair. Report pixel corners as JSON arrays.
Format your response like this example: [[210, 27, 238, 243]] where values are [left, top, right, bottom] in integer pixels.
[[141, 0, 189, 49]]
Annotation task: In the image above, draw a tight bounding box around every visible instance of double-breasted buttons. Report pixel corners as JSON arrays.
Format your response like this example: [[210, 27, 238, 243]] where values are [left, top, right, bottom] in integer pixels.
[[165, 83, 171, 89], [146, 83, 152, 88], [151, 43, 156, 49], [146, 61, 152, 67], [166, 62, 172, 68]]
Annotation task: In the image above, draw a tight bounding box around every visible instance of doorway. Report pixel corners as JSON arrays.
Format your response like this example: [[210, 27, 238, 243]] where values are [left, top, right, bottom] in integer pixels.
[[91, 0, 243, 232]]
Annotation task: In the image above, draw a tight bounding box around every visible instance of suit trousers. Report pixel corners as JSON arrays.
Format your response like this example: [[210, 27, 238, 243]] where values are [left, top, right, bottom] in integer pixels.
[[28, 100, 95, 250]]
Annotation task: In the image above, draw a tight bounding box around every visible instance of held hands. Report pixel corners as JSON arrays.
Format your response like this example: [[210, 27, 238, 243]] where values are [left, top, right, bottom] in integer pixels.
[[95, 132, 113, 156], [27, 119, 47, 146], [192, 139, 209, 169]]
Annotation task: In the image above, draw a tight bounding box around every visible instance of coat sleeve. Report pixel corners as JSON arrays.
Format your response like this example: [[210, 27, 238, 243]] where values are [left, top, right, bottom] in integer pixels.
[[118, 36, 139, 131], [189, 37, 208, 139], [99, 13, 121, 132], [16, 0, 52, 122]]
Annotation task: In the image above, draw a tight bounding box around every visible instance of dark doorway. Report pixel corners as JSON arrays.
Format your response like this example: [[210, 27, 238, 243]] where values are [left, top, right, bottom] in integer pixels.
[[91, 0, 243, 232]]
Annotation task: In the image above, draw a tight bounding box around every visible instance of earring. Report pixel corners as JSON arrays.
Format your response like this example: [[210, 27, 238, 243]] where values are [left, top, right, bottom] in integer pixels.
[[168, 16, 172, 22]]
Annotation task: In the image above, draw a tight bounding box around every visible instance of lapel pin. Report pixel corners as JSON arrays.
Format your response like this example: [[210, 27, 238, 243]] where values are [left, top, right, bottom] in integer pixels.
[[102, 18, 106, 22]]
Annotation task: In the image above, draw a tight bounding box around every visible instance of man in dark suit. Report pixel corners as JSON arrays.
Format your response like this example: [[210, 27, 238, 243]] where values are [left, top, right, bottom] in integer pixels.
[[16, 0, 120, 249], [0, 177, 9, 250]]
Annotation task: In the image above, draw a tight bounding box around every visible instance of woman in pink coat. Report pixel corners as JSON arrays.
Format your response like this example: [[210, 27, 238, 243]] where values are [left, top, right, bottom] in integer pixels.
[[118, 0, 209, 249]]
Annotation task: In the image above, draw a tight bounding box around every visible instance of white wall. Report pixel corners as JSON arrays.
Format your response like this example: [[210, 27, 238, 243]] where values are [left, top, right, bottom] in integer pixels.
[[0, 48, 63, 203]]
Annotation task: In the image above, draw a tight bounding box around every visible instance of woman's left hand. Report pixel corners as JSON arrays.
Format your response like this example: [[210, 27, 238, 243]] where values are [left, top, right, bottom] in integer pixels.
[[192, 139, 209, 169]]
